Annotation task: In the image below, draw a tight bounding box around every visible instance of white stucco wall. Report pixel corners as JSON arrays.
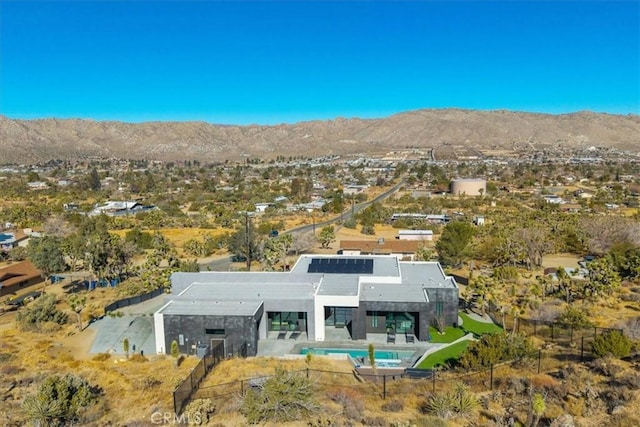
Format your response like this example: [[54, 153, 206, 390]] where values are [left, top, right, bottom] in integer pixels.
[[312, 294, 360, 341]]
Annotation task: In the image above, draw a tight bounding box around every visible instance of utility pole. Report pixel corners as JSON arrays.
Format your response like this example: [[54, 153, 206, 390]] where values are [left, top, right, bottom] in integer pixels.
[[245, 212, 252, 271]]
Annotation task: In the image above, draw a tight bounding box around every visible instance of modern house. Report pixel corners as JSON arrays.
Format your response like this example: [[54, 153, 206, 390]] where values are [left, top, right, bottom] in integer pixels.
[[154, 255, 458, 357]]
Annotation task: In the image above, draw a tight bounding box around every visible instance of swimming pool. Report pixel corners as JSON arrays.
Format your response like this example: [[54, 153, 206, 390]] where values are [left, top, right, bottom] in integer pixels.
[[300, 347, 415, 360]]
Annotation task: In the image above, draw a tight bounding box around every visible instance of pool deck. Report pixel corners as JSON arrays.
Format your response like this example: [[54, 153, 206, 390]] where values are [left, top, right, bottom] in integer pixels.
[[256, 327, 441, 370]]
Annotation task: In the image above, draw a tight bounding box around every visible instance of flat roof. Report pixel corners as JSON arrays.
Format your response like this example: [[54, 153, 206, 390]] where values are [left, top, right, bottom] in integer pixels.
[[359, 282, 429, 303], [178, 281, 317, 301], [158, 299, 262, 316], [291, 255, 400, 277], [400, 262, 456, 288], [168, 257, 456, 305], [316, 275, 360, 296]]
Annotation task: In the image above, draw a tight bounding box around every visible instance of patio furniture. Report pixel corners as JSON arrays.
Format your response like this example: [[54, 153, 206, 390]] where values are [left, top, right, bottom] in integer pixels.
[[289, 320, 304, 340], [277, 325, 287, 340], [405, 331, 415, 343]]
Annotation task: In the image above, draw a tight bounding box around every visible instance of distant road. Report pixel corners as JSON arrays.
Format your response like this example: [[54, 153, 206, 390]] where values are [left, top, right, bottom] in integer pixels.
[[282, 179, 406, 236], [199, 180, 406, 271]]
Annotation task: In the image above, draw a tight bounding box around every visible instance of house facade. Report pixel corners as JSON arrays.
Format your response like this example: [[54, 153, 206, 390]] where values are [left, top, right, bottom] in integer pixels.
[[154, 255, 458, 357], [0, 261, 44, 297]]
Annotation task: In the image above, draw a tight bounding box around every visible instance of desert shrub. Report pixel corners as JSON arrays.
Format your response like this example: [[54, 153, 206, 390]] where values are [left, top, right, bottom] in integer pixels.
[[493, 266, 519, 281], [587, 356, 624, 376], [592, 330, 632, 359], [327, 388, 363, 421], [0, 353, 13, 363], [422, 382, 479, 420], [381, 400, 404, 413], [22, 374, 102, 426], [361, 416, 388, 426], [411, 415, 448, 427], [556, 305, 593, 328], [608, 413, 640, 427], [240, 366, 318, 423], [138, 376, 162, 391], [129, 354, 148, 363], [620, 293, 640, 302], [459, 332, 536, 369], [184, 398, 216, 425], [600, 387, 634, 414], [16, 294, 68, 331], [615, 372, 640, 390], [343, 218, 357, 229], [91, 353, 111, 362], [0, 364, 23, 376]]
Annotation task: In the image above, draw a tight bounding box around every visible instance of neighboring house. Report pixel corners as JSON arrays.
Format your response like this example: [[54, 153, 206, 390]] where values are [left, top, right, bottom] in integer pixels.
[[0, 261, 44, 297], [154, 255, 459, 357], [254, 203, 272, 213], [397, 230, 434, 241], [89, 201, 157, 217], [344, 185, 369, 195], [27, 181, 48, 190], [543, 195, 565, 204], [338, 239, 423, 259], [390, 213, 450, 224], [0, 231, 28, 252], [473, 216, 485, 226], [560, 204, 582, 213], [296, 199, 327, 212]]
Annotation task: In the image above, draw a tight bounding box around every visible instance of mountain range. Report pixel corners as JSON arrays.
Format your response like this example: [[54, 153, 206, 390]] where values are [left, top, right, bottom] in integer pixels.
[[1, 109, 638, 164]]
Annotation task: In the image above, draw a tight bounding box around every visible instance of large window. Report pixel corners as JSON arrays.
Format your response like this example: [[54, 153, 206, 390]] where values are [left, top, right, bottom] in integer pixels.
[[435, 302, 444, 317], [324, 307, 353, 327], [268, 312, 305, 331], [366, 311, 416, 333]]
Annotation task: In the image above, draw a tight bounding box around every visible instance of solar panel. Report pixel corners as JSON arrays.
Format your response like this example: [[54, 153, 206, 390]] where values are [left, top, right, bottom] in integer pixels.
[[307, 258, 374, 274]]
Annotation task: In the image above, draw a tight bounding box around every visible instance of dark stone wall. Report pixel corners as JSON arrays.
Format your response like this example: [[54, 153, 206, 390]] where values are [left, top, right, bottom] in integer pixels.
[[350, 287, 458, 342], [425, 287, 459, 326], [163, 307, 263, 357]]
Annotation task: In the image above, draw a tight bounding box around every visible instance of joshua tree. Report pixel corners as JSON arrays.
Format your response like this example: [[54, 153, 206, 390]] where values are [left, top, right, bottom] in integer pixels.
[[368, 343, 376, 373]]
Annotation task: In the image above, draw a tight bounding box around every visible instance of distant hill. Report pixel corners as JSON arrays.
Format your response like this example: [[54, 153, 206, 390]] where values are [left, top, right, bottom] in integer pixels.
[[1, 109, 638, 164]]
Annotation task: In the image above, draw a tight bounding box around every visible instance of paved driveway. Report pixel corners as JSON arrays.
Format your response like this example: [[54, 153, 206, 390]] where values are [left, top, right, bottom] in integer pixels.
[[88, 295, 167, 356]]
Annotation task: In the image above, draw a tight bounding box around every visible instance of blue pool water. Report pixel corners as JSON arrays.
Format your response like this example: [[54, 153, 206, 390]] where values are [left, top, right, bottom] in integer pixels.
[[300, 347, 415, 360]]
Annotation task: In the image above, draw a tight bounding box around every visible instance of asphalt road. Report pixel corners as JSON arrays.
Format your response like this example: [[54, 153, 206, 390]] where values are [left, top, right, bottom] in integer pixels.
[[199, 180, 406, 272], [283, 179, 406, 235]]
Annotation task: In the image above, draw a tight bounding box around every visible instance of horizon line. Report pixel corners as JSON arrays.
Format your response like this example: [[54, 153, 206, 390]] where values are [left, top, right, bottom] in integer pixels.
[[1, 107, 638, 126]]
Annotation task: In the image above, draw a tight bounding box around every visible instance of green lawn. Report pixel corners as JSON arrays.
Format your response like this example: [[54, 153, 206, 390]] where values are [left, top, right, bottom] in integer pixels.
[[459, 312, 503, 335], [428, 326, 465, 343], [416, 340, 470, 369]]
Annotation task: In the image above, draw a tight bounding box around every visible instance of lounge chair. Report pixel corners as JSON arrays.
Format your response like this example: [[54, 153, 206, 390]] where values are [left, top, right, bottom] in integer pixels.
[[289, 320, 304, 340], [387, 331, 396, 344], [277, 325, 287, 340], [405, 331, 415, 343], [289, 330, 301, 340]]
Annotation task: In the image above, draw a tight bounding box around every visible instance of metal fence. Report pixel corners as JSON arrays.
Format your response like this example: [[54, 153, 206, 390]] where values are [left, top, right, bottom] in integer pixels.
[[171, 310, 628, 414], [190, 342, 635, 409], [103, 287, 164, 315], [172, 341, 226, 415]]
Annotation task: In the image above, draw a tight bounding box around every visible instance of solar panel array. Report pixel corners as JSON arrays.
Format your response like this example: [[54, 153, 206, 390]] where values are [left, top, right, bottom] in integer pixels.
[[307, 258, 374, 274]]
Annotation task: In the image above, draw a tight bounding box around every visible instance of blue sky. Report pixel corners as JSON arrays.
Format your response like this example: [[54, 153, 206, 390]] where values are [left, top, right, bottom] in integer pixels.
[[1, 1, 638, 124]]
